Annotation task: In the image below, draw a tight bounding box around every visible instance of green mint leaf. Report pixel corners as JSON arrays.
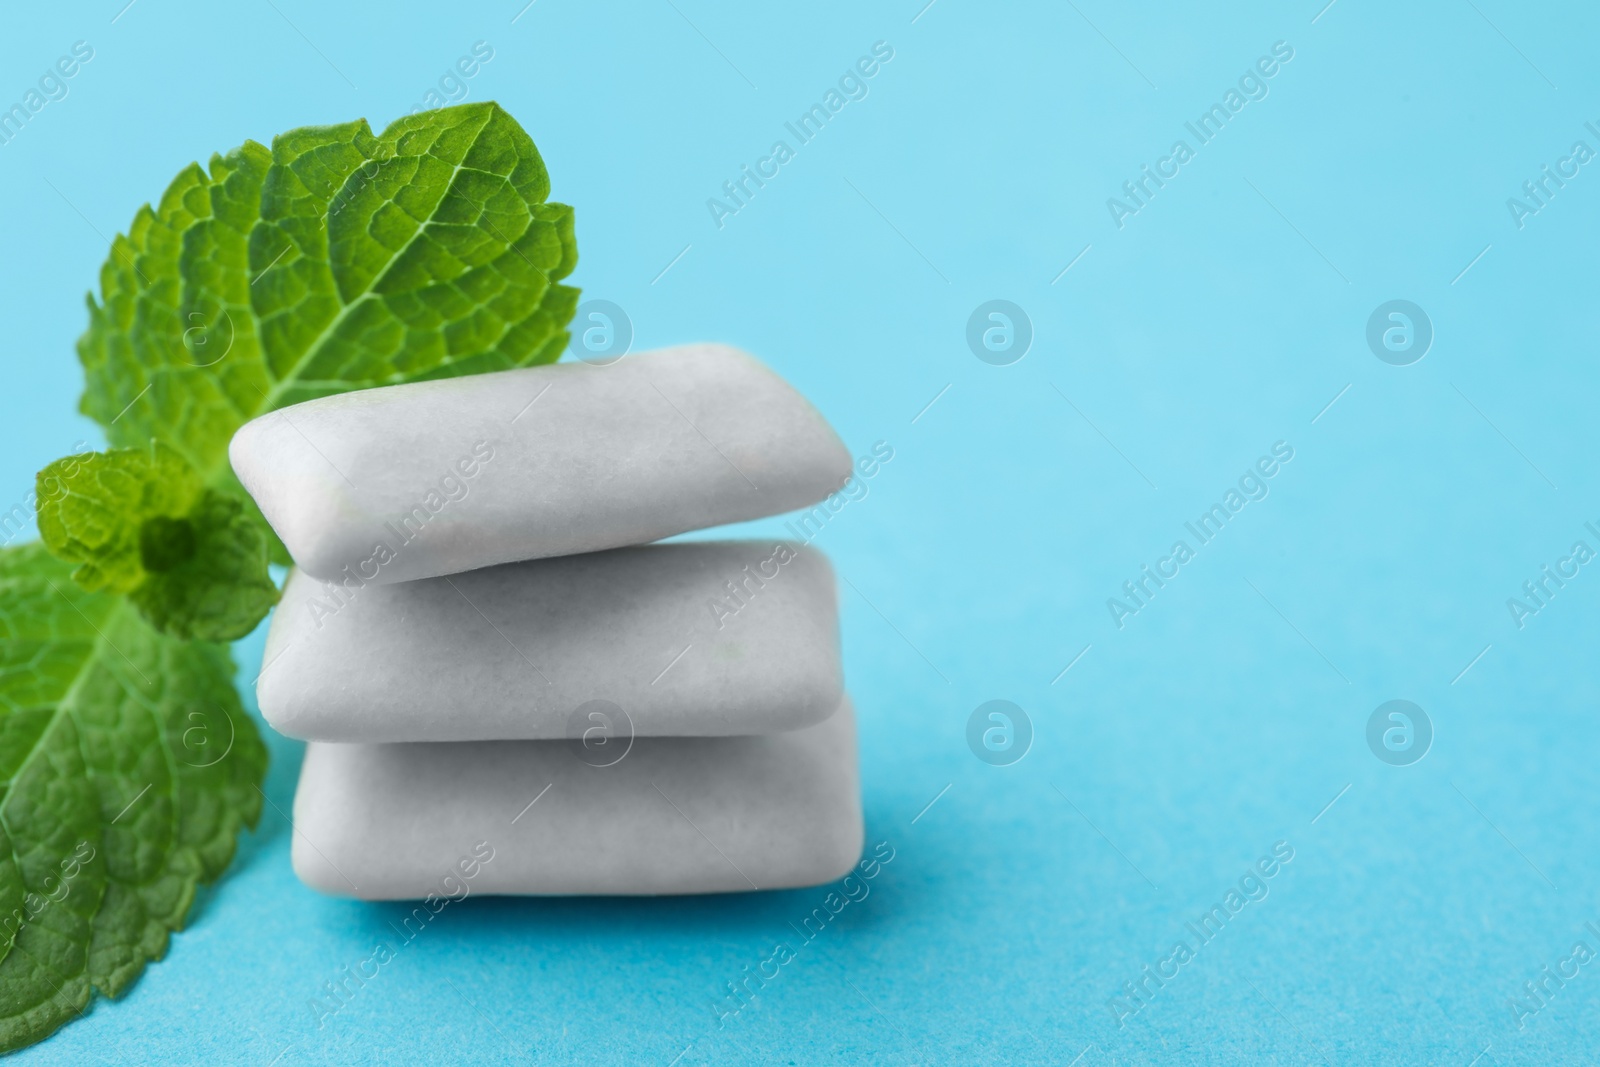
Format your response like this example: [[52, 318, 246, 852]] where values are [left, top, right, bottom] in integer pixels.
[[77, 101, 580, 497], [0, 542, 266, 1052], [35, 443, 201, 595], [35, 444, 280, 642]]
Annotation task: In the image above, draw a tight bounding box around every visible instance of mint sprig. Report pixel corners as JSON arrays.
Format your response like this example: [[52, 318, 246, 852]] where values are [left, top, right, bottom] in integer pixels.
[[0, 101, 580, 1051]]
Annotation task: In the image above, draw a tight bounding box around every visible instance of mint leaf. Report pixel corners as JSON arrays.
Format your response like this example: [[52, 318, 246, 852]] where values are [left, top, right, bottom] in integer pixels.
[[77, 101, 580, 495], [35, 444, 279, 642], [35, 443, 199, 595], [0, 542, 266, 1052]]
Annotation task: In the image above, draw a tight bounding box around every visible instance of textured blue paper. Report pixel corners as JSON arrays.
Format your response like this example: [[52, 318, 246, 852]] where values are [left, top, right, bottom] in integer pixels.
[[3, 1, 1598, 1063]]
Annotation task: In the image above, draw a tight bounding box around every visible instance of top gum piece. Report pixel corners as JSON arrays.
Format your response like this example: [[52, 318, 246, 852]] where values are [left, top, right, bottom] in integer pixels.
[[228, 343, 852, 584]]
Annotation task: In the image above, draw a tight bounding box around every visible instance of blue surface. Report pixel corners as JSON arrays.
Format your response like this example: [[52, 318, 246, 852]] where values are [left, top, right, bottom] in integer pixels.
[[3, 0, 1599, 1063]]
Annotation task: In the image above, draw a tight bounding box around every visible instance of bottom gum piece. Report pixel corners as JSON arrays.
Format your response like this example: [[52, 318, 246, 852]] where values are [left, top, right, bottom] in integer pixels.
[[291, 697, 862, 898]]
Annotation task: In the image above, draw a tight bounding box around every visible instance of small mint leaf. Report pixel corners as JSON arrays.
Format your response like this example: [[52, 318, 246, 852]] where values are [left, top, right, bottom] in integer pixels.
[[35, 445, 278, 642], [35, 443, 201, 595]]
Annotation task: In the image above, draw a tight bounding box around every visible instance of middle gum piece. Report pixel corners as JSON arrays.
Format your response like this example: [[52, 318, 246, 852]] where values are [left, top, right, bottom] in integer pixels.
[[258, 539, 840, 742]]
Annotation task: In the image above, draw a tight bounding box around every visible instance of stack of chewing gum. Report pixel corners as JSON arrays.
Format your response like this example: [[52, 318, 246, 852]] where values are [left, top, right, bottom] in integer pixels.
[[229, 344, 863, 897]]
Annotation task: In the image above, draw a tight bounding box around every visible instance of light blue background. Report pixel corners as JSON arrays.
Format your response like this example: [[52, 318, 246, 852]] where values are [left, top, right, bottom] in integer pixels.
[[3, 0, 1598, 1063]]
